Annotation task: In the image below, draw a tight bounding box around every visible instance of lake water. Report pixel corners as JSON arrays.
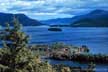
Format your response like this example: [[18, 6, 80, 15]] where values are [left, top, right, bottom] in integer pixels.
[[23, 26, 108, 54], [23, 26, 108, 72], [42, 58, 108, 72], [0, 26, 108, 72]]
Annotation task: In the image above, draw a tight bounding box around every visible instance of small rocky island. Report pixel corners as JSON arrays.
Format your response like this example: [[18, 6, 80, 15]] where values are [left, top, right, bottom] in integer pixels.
[[48, 27, 62, 31], [30, 42, 108, 64]]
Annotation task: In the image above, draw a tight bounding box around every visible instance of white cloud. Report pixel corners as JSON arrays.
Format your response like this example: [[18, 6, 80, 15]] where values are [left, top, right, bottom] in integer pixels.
[[0, 0, 108, 20]]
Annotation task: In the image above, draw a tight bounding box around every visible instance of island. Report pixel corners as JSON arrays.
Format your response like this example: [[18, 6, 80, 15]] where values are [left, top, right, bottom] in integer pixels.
[[30, 42, 108, 64], [48, 27, 62, 31]]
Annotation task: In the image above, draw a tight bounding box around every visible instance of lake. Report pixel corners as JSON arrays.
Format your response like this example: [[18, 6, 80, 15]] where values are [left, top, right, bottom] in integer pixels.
[[23, 26, 108, 54], [0, 26, 108, 72], [23, 26, 108, 72], [42, 58, 108, 72]]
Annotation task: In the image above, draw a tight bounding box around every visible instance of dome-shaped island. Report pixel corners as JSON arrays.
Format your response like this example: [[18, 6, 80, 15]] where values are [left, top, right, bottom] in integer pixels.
[[48, 27, 62, 31]]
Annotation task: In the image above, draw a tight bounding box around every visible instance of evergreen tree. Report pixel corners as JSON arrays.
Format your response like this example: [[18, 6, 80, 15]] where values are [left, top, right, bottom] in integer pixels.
[[0, 18, 55, 72]]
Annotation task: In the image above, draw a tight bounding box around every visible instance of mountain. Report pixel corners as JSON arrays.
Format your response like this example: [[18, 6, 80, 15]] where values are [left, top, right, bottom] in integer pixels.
[[0, 13, 43, 26], [71, 9, 108, 27], [41, 18, 73, 25], [42, 9, 108, 27]]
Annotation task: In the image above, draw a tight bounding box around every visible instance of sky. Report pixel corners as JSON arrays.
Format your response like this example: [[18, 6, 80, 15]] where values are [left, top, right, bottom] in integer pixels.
[[0, 0, 108, 20]]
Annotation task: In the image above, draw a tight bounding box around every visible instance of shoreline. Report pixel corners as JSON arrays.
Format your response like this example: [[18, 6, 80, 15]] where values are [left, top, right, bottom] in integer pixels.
[[29, 43, 108, 64], [49, 54, 108, 64]]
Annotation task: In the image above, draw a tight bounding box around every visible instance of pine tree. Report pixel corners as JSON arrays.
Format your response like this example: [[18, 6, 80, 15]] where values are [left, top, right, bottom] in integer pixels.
[[0, 18, 55, 72]]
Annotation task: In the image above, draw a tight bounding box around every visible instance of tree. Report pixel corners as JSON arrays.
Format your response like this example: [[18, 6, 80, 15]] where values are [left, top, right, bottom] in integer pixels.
[[0, 18, 55, 72], [51, 42, 69, 49]]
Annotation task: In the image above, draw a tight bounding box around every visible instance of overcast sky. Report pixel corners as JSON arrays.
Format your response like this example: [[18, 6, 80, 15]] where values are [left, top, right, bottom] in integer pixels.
[[0, 0, 108, 20]]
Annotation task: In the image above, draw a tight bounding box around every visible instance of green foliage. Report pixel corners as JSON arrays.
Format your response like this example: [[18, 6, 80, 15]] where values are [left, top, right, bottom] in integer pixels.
[[0, 18, 55, 72], [51, 42, 70, 49]]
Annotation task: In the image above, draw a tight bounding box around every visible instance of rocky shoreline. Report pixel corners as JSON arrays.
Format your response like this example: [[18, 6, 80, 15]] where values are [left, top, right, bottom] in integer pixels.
[[49, 53, 108, 64], [30, 42, 108, 64]]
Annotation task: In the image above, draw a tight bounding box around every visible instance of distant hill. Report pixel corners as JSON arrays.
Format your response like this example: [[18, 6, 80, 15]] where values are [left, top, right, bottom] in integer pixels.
[[41, 9, 108, 27], [71, 10, 108, 27], [0, 13, 43, 26], [41, 18, 73, 25]]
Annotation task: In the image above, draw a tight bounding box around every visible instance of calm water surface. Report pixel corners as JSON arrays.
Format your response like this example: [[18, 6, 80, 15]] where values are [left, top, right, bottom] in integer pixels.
[[1, 26, 108, 72], [23, 26, 108, 72], [23, 26, 108, 54]]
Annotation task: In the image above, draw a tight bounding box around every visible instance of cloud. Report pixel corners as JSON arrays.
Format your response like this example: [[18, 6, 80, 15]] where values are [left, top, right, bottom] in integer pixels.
[[0, 0, 108, 20]]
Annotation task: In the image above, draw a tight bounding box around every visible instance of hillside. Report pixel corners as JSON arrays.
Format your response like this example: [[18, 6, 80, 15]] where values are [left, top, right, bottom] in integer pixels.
[[0, 13, 43, 26], [42, 9, 108, 27], [71, 10, 108, 27], [41, 18, 73, 25]]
